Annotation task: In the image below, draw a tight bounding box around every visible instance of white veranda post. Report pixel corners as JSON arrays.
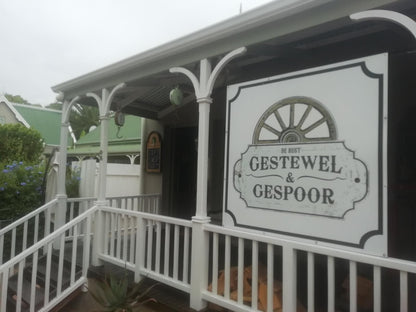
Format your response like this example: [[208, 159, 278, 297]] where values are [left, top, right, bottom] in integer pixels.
[[170, 47, 246, 310], [56, 96, 80, 231], [86, 83, 126, 266]]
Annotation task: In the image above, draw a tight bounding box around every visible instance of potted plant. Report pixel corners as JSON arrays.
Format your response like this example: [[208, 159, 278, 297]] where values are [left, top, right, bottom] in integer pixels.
[[88, 274, 158, 312]]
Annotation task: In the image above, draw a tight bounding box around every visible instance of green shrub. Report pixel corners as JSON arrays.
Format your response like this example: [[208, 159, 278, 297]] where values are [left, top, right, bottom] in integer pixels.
[[0, 161, 45, 221], [0, 124, 44, 163]]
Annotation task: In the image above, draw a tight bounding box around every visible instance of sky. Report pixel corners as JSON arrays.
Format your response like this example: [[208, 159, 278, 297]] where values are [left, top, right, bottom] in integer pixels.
[[0, 0, 274, 106]]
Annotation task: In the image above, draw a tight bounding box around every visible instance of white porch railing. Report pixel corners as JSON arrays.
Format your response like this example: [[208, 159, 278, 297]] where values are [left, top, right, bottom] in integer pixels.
[[3, 199, 416, 312], [93, 207, 416, 312], [0, 200, 58, 266], [107, 194, 161, 214], [202, 224, 416, 312], [98, 206, 192, 293], [0, 194, 161, 266], [0, 206, 96, 312]]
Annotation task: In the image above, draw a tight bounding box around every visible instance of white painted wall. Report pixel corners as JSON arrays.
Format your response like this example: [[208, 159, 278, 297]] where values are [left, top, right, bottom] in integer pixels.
[[75, 160, 141, 198], [104, 163, 141, 197]]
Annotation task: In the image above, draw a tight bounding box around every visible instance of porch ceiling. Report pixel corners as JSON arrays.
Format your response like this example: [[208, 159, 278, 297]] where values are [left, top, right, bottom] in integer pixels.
[[52, 0, 416, 123]]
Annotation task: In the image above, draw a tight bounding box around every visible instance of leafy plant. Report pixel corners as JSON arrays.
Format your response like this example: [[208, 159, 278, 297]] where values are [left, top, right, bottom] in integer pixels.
[[88, 274, 158, 312], [66, 164, 80, 198], [0, 124, 44, 163], [0, 161, 45, 221]]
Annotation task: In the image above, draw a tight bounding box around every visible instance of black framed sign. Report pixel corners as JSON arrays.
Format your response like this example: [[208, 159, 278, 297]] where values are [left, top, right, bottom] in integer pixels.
[[146, 132, 162, 173], [224, 53, 388, 256]]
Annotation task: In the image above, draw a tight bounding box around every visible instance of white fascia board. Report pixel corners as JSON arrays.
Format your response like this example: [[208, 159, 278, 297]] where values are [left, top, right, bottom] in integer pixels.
[[0, 95, 30, 128], [52, 0, 398, 99]]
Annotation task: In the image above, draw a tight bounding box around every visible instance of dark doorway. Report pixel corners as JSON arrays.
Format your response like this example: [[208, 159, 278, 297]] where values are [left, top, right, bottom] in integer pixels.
[[162, 127, 198, 219]]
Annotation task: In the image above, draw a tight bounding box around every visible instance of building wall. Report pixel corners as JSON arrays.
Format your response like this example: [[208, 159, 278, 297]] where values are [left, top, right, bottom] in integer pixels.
[[0, 102, 20, 125]]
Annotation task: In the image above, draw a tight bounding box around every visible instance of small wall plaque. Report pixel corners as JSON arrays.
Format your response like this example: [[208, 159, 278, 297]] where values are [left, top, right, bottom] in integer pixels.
[[146, 132, 162, 173]]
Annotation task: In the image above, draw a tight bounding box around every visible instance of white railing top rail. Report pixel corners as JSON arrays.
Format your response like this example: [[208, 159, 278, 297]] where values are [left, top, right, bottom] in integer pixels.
[[204, 223, 416, 274], [0, 199, 58, 235], [101, 206, 192, 227], [0, 205, 98, 272], [67, 196, 96, 203], [107, 194, 161, 200]]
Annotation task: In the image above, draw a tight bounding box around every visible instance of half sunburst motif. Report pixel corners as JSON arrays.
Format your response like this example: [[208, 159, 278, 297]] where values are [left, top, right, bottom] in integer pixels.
[[252, 96, 337, 144]]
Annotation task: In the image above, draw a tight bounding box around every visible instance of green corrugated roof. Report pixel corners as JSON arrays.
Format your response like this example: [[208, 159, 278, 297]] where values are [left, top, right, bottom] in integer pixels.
[[13, 104, 63, 145], [69, 114, 141, 156]]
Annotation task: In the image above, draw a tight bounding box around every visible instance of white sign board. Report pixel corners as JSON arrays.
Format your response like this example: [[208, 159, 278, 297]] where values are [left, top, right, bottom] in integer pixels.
[[224, 54, 388, 255]]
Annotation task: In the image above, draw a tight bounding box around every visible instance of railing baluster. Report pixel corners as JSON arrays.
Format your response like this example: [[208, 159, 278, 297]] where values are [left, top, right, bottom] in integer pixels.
[[116, 214, 122, 259], [110, 213, 115, 257], [307, 252, 315, 312], [23, 221, 28, 252], [373, 266, 381, 312], [44, 206, 51, 238], [327, 256, 335, 312], [129, 215, 135, 264], [71, 224, 78, 285], [135, 215, 146, 282], [83, 214, 92, 277], [183, 226, 190, 283], [173, 225, 179, 280], [44, 243, 52, 305], [30, 250, 38, 312], [147, 220, 154, 270], [34, 214, 39, 244], [224, 235, 231, 299], [11, 227, 16, 259], [123, 214, 128, 262], [104, 213, 109, 255], [133, 196, 138, 211], [0, 235, 3, 264], [400, 271, 408, 312], [267, 243, 274, 312], [1, 269, 9, 312], [16, 260, 24, 312], [349, 261, 357, 312], [57, 233, 65, 296], [164, 223, 170, 276], [237, 237, 244, 305], [155, 221, 161, 274], [252, 240, 258, 310], [283, 245, 297, 312], [69, 202, 74, 236], [212, 232, 219, 294]]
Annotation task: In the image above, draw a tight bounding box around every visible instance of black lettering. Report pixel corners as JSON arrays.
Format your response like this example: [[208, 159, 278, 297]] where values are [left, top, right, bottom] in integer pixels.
[[253, 184, 262, 197], [264, 184, 273, 199], [331, 155, 342, 174], [261, 156, 269, 170], [322, 188, 335, 204], [280, 156, 290, 169], [308, 188, 320, 203], [283, 185, 293, 200], [274, 185, 282, 199], [319, 155, 330, 172], [291, 156, 300, 169], [294, 187, 306, 202], [270, 156, 278, 169], [301, 155, 317, 170], [250, 157, 259, 171]]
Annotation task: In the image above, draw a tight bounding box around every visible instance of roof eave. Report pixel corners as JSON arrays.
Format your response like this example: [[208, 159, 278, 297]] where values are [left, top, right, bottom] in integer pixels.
[[51, 0, 399, 99]]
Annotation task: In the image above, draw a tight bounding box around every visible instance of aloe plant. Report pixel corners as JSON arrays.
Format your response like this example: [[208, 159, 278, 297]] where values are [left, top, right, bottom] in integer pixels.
[[88, 274, 158, 312]]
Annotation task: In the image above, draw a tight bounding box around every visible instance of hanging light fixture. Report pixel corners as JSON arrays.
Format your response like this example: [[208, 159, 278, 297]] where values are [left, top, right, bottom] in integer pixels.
[[169, 86, 183, 106]]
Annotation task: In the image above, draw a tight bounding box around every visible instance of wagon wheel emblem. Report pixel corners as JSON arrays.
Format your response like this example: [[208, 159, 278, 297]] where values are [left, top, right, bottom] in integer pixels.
[[252, 96, 337, 144]]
